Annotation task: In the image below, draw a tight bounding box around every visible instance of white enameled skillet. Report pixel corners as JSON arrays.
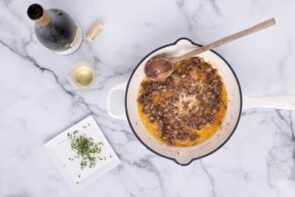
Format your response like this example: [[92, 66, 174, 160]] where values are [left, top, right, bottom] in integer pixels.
[[107, 38, 295, 165]]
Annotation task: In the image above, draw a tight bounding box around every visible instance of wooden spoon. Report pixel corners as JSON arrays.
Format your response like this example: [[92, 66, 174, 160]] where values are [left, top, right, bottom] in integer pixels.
[[144, 18, 276, 81]]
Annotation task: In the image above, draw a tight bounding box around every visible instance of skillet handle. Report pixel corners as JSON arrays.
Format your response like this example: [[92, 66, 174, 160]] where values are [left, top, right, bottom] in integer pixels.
[[243, 95, 295, 110], [107, 82, 127, 120]]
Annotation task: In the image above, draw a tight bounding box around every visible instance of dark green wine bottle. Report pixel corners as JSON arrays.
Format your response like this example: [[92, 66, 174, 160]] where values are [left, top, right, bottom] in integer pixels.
[[27, 4, 82, 55]]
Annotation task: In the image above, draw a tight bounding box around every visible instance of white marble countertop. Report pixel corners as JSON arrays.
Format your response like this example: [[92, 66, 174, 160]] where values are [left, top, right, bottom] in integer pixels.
[[1, 0, 295, 196]]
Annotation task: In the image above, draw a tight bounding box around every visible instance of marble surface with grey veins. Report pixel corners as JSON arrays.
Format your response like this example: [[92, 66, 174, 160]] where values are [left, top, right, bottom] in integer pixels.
[[1, 0, 295, 196]]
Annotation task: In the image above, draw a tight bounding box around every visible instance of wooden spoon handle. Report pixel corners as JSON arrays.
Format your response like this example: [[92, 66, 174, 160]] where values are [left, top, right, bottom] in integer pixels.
[[172, 18, 276, 62]]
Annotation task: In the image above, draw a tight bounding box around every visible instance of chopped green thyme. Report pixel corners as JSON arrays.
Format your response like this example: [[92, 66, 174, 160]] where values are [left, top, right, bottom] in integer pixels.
[[68, 131, 103, 169]]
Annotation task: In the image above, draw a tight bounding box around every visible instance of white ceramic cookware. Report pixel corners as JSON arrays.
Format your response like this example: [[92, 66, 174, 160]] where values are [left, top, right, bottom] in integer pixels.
[[107, 38, 295, 165]]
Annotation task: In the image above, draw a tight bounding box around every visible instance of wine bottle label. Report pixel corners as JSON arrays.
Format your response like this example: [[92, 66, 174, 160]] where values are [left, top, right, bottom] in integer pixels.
[[56, 25, 83, 55]]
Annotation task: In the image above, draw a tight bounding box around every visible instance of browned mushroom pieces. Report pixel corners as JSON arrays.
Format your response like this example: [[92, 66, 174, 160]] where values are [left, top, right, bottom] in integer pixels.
[[191, 57, 202, 64], [138, 56, 225, 146], [190, 134, 199, 142], [167, 137, 175, 145]]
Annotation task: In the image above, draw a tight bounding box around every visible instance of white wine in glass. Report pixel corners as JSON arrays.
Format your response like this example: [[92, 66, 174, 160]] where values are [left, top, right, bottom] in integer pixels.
[[72, 63, 95, 88]]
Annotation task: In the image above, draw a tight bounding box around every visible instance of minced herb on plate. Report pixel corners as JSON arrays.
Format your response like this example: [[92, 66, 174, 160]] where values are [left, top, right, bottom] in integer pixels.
[[67, 131, 103, 169]]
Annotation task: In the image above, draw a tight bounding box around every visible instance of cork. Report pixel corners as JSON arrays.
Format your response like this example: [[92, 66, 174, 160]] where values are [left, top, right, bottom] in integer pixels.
[[86, 23, 103, 42]]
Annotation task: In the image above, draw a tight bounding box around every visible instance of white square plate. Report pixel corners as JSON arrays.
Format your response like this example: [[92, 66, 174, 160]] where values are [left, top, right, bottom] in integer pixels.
[[45, 115, 120, 192]]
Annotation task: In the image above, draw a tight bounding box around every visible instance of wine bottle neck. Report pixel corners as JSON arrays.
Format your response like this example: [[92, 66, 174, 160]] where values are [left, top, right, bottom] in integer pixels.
[[27, 4, 50, 27], [35, 10, 50, 27]]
